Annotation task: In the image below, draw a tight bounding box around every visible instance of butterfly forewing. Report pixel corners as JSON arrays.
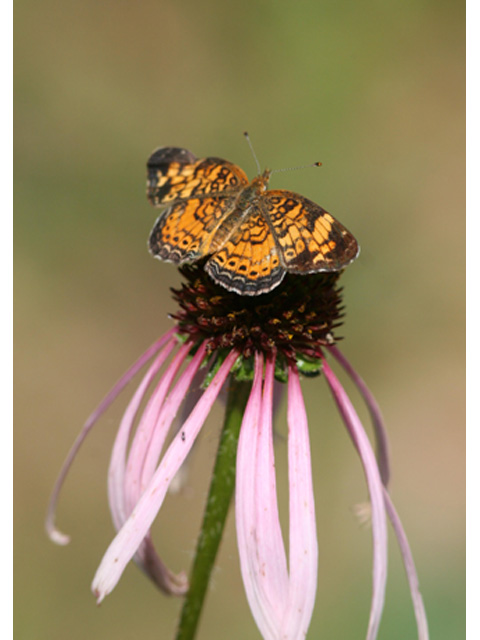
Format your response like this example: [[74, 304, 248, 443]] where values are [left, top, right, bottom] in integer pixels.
[[262, 190, 359, 273], [147, 147, 249, 206]]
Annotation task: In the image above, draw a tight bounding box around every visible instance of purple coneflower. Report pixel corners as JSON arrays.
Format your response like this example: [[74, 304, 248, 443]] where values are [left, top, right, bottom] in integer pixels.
[[46, 264, 428, 640]]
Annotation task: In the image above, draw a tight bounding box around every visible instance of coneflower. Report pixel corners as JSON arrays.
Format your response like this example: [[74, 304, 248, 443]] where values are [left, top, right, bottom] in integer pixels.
[[47, 140, 428, 639]]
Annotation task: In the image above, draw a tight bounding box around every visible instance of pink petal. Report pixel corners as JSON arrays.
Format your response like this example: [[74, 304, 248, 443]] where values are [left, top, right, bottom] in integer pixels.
[[327, 345, 390, 486], [235, 353, 265, 630], [139, 341, 208, 492], [280, 365, 318, 638], [254, 355, 289, 613], [91, 348, 239, 603], [133, 533, 189, 596], [236, 353, 289, 640], [45, 329, 176, 545], [383, 490, 429, 640], [124, 340, 194, 514], [108, 341, 176, 529], [322, 359, 388, 640], [328, 347, 428, 637], [123, 342, 207, 595], [168, 366, 206, 495]]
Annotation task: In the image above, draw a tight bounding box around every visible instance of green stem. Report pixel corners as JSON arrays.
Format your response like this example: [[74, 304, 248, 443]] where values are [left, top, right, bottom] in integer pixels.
[[175, 377, 251, 640]]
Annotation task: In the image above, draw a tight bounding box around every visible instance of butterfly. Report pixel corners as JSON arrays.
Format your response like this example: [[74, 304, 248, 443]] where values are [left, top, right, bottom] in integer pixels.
[[147, 146, 359, 296]]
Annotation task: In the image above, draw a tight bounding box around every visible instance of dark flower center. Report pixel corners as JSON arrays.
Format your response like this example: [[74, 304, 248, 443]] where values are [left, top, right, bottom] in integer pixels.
[[170, 262, 345, 380]]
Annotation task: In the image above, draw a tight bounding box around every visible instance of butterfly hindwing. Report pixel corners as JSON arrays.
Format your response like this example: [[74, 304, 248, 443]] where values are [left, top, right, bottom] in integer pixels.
[[149, 194, 240, 264], [205, 208, 285, 295]]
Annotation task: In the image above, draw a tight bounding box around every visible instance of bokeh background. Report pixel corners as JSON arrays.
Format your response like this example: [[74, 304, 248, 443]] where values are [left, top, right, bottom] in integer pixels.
[[15, 1, 465, 638]]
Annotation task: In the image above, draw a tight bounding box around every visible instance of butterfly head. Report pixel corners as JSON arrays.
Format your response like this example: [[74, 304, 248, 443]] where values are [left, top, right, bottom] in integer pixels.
[[250, 169, 271, 193]]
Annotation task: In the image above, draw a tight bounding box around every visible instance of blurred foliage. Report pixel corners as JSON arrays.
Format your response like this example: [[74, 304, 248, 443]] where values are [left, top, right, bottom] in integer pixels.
[[15, 1, 464, 638]]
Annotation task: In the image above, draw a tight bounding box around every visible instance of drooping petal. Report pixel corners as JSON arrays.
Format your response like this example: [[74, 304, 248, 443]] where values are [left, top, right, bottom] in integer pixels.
[[123, 342, 206, 595], [139, 341, 208, 492], [383, 490, 429, 640], [322, 359, 388, 640], [253, 355, 289, 617], [327, 345, 390, 487], [45, 329, 177, 545], [280, 365, 318, 638], [235, 353, 266, 633], [108, 341, 177, 529], [168, 366, 206, 495], [133, 533, 189, 596], [124, 340, 195, 515], [91, 348, 239, 603], [328, 347, 428, 637], [236, 352, 287, 640]]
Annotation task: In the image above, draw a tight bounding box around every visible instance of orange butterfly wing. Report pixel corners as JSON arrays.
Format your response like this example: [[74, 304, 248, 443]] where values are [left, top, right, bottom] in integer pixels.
[[262, 190, 359, 273], [147, 147, 249, 264]]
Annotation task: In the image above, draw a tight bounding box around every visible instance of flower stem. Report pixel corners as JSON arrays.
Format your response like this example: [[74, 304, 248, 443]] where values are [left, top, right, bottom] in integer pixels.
[[175, 377, 251, 640]]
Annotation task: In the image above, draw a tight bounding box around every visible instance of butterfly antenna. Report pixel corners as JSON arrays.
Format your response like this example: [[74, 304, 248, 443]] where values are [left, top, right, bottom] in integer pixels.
[[243, 131, 262, 175], [270, 161, 322, 175]]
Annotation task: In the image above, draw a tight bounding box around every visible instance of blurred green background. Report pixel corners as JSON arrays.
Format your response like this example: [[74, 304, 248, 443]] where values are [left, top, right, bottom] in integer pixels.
[[15, 1, 464, 638]]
